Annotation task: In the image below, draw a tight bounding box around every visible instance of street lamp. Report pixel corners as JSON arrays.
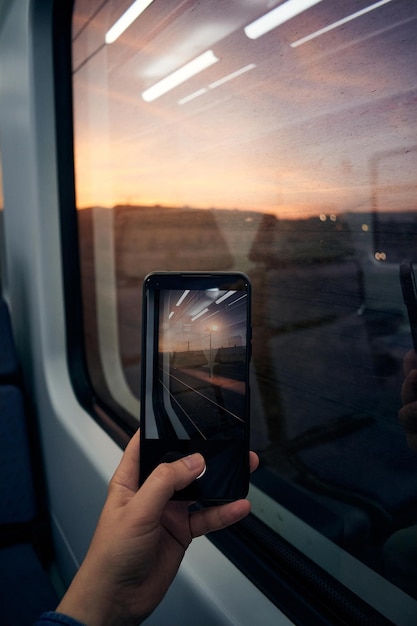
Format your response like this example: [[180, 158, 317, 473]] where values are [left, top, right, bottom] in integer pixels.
[[206, 325, 218, 378]]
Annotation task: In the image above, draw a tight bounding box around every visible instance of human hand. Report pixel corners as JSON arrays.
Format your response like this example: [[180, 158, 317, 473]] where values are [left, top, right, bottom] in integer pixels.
[[399, 349, 417, 450], [56, 430, 259, 626]]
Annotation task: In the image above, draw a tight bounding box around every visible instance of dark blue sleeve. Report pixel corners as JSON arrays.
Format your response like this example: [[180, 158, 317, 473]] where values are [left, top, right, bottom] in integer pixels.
[[34, 612, 86, 626]]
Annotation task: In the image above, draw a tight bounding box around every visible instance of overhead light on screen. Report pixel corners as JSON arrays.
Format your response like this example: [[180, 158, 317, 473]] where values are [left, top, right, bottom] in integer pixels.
[[175, 290, 190, 306], [244, 0, 324, 40], [290, 0, 394, 47], [191, 308, 209, 322], [215, 291, 236, 305], [105, 0, 155, 44], [142, 50, 220, 102]]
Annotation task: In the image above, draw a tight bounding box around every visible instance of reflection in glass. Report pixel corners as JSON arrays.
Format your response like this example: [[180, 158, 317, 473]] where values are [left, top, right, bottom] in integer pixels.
[[72, 0, 417, 619]]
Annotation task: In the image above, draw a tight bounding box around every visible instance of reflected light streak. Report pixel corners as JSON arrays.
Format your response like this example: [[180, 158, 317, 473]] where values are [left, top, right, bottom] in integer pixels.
[[176, 290, 190, 306], [229, 294, 247, 306], [105, 0, 155, 44], [178, 88, 208, 105], [142, 50, 219, 102], [244, 0, 324, 40], [209, 63, 256, 89], [178, 64, 256, 105], [290, 0, 394, 48], [191, 308, 209, 322], [201, 310, 220, 323], [215, 290, 236, 305]]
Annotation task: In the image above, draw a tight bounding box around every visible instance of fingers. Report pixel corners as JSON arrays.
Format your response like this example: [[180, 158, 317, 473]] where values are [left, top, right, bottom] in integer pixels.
[[188, 460, 256, 537], [399, 401, 417, 451], [401, 369, 417, 405], [190, 499, 251, 538], [403, 349, 417, 376], [110, 429, 141, 493], [249, 451, 259, 474], [112, 432, 258, 530], [399, 402, 417, 432]]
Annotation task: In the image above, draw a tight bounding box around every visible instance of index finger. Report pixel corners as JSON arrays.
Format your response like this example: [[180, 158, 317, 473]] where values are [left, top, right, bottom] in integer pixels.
[[401, 368, 417, 406], [110, 429, 141, 493], [403, 349, 417, 376]]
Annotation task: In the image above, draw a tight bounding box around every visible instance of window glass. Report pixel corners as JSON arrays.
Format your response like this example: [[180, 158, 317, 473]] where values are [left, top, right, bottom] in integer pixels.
[[72, 1, 417, 622]]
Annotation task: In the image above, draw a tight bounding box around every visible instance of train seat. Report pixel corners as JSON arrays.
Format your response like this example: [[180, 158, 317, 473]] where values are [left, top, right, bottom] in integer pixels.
[[0, 544, 58, 625], [0, 385, 37, 528], [0, 298, 19, 383], [0, 298, 58, 623]]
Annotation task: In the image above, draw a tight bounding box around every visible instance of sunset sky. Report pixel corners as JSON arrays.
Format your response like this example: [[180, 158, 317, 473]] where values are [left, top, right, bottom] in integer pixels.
[[72, 0, 416, 218]]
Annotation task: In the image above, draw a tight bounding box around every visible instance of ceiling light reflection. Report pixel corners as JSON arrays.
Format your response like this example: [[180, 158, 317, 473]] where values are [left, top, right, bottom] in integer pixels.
[[175, 290, 190, 306], [290, 0, 394, 47], [209, 63, 256, 90], [191, 308, 209, 322], [244, 0, 324, 40], [142, 50, 219, 102], [178, 88, 208, 105], [228, 294, 248, 308], [178, 64, 256, 105], [105, 0, 155, 44], [215, 290, 236, 305]]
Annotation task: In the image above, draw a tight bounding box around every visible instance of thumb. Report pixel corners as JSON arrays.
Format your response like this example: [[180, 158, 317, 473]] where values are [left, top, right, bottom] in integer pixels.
[[134, 454, 206, 519]]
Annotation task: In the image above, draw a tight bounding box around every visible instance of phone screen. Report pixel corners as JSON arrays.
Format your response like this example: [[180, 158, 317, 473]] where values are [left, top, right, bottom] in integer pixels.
[[140, 272, 251, 501]]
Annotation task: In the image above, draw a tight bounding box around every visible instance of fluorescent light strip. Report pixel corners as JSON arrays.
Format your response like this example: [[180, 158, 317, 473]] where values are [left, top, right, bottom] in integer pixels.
[[142, 50, 219, 102], [209, 63, 256, 90], [178, 88, 208, 105], [169, 311, 174, 320], [290, 0, 394, 47], [215, 290, 237, 305], [203, 310, 220, 322], [191, 308, 209, 322], [105, 0, 155, 44], [179, 63, 256, 105], [175, 290, 190, 307], [244, 0, 325, 40], [230, 293, 247, 305]]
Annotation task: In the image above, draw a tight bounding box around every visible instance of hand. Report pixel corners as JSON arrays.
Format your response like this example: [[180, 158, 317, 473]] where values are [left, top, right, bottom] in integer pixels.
[[399, 349, 417, 450], [56, 430, 259, 626]]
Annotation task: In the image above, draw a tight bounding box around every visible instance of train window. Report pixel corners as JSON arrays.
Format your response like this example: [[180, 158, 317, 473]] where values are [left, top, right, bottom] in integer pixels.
[[70, 0, 417, 623]]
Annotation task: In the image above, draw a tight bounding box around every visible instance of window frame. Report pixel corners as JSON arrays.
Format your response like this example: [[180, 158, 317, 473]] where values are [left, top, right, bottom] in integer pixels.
[[52, 0, 135, 447]]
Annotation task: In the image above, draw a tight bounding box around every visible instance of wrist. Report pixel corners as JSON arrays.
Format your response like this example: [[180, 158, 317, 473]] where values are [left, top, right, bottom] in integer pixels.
[[57, 561, 122, 626]]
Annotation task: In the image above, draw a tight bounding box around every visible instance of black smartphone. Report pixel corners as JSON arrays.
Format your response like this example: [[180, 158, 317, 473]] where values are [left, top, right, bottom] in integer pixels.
[[139, 271, 251, 502], [400, 259, 417, 352]]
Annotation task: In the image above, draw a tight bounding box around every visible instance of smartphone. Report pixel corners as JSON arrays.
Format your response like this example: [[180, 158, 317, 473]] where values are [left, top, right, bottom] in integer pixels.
[[400, 259, 417, 352], [139, 271, 251, 502]]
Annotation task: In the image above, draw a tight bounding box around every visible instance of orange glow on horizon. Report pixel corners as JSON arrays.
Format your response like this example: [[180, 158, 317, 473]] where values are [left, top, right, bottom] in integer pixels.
[[72, 0, 417, 223]]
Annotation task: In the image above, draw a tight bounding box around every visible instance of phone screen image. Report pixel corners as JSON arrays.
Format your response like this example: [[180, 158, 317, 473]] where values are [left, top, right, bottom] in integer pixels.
[[140, 272, 251, 501]]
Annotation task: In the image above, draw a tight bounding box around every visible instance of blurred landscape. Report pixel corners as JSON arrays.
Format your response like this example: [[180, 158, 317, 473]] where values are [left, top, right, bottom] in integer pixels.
[[77, 204, 417, 447]]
